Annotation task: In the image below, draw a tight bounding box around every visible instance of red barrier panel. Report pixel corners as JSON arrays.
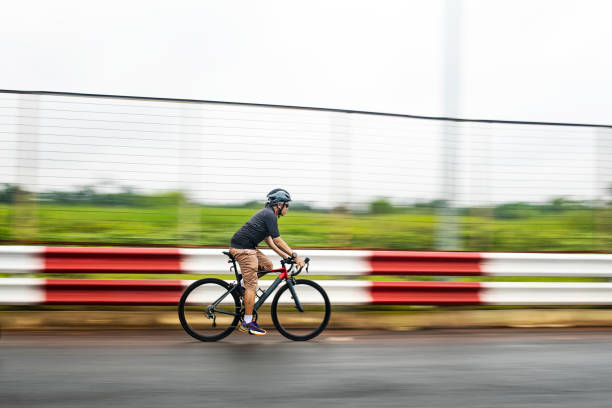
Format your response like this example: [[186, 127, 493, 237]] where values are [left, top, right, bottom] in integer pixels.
[[44, 247, 182, 273], [370, 281, 482, 305], [369, 251, 484, 275], [45, 279, 184, 305]]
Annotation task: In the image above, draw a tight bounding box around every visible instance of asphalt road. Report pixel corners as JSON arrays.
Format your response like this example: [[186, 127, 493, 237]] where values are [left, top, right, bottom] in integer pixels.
[[2, 328, 612, 408]]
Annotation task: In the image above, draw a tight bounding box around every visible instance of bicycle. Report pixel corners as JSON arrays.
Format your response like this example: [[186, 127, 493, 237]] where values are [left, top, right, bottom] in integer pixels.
[[178, 252, 331, 342]]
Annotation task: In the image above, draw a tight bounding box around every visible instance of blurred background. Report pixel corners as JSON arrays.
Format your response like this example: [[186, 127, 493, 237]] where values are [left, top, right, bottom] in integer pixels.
[[3, 3, 612, 407], [1, 91, 611, 251], [2, 0, 612, 252]]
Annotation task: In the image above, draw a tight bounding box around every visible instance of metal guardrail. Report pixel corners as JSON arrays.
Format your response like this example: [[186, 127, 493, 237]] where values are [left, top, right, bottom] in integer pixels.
[[1, 246, 611, 276], [1, 246, 612, 306], [3, 278, 612, 306]]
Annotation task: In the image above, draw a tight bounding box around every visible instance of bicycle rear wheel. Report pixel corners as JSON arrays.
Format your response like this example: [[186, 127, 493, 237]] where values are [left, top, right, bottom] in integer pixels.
[[178, 278, 241, 342], [271, 279, 331, 341]]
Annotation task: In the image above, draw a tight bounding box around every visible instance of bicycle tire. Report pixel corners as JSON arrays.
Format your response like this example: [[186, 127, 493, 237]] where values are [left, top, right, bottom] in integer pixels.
[[271, 279, 331, 341], [178, 278, 241, 342]]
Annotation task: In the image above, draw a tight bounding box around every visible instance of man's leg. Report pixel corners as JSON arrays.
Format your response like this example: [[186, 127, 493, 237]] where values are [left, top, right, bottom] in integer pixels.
[[229, 248, 265, 335], [256, 249, 274, 272], [245, 251, 271, 322], [244, 288, 256, 316]]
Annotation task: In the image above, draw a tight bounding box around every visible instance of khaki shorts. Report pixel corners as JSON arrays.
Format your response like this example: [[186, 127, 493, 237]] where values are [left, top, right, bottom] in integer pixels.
[[229, 248, 274, 292]]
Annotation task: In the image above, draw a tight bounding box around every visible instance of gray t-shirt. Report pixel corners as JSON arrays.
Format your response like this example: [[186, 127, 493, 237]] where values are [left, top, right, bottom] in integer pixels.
[[230, 207, 280, 249]]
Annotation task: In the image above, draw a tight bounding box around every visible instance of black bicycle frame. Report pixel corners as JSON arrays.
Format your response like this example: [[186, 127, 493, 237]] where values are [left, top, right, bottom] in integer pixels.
[[252, 274, 303, 312], [211, 262, 304, 318]]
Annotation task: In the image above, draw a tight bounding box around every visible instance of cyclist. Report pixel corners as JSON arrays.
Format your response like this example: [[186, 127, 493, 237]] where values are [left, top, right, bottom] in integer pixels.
[[229, 188, 306, 335]]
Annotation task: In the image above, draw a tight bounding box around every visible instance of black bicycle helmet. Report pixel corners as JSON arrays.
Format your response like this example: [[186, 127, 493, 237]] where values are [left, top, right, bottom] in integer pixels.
[[267, 188, 291, 204]]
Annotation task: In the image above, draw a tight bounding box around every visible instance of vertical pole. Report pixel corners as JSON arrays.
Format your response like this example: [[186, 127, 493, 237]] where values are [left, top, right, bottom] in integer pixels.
[[13, 95, 40, 242], [435, 0, 463, 250]]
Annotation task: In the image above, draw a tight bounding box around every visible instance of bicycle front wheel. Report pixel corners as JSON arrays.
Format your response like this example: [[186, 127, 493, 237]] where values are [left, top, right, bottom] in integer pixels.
[[178, 278, 241, 342], [271, 279, 331, 341]]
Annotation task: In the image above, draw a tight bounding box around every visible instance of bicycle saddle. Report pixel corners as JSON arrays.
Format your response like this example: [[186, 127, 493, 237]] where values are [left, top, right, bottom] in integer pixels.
[[222, 251, 235, 261]]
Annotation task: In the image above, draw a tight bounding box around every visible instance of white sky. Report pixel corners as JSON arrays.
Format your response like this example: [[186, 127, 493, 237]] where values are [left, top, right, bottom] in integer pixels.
[[1, 1, 611, 208], [2, 0, 612, 124]]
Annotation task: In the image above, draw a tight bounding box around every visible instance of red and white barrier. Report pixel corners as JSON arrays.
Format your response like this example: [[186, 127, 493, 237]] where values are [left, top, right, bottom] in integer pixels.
[[2, 278, 612, 306], [1, 246, 611, 277]]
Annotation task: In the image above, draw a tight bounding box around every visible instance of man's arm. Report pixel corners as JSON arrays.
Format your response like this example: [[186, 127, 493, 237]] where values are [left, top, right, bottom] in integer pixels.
[[272, 236, 305, 267], [264, 236, 289, 259]]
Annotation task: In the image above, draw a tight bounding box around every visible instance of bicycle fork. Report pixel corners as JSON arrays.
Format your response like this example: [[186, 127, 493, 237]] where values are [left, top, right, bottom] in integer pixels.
[[286, 279, 304, 312]]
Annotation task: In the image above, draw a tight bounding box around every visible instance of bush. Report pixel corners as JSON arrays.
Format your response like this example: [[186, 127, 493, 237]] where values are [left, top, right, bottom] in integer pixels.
[[369, 199, 394, 214]]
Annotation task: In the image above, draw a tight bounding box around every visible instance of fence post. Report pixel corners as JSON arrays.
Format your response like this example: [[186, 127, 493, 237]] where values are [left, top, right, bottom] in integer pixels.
[[435, 0, 463, 250]]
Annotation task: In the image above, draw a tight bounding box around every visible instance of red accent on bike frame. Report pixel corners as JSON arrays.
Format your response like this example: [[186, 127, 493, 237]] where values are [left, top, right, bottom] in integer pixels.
[[274, 265, 289, 279]]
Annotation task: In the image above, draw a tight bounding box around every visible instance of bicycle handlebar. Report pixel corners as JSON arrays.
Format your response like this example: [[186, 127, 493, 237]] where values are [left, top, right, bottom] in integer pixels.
[[291, 257, 310, 277], [280, 256, 310, 277]]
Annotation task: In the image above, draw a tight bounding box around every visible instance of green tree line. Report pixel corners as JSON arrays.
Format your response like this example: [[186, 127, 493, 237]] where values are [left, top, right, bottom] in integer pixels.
[[1, 183, 608, 218]]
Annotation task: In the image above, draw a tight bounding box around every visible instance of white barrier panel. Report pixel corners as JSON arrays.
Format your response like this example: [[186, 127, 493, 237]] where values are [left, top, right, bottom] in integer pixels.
[[483, 253, 612, 277], [284, 250, 371, 276], [481, 282, 612, 305], [0, 278, 45, 304], [306, 280, 372, 305], [180, 248, 371, 275], [0, 246, 44, 273], [180, 249, 235, 274]]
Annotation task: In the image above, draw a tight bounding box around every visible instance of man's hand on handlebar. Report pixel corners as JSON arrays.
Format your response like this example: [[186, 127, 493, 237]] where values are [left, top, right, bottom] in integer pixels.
[[281, 254, 306, 269], [295, 256, 306, 269]]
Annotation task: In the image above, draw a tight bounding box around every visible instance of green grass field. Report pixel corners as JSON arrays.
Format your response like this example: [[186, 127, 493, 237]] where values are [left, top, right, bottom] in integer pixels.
[[1, 203, 611, 252]]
